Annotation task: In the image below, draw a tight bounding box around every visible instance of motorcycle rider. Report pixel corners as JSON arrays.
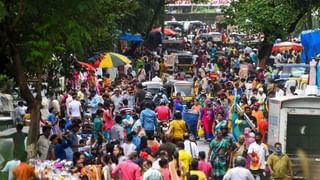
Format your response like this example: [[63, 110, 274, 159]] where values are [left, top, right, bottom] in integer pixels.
[[153, 88, 169, 105], [140, 92, 156, 110], [155, 100, 171, 122]]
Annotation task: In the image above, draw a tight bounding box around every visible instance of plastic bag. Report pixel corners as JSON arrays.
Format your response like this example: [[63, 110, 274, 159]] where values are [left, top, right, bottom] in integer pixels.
[[198, 126, 204, 137]]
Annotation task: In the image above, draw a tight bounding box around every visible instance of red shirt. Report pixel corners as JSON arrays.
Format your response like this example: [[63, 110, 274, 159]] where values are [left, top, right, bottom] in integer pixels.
[[103, 109, 114, 130], [155, 105, 170, 121], [258, 119, 268, 142]]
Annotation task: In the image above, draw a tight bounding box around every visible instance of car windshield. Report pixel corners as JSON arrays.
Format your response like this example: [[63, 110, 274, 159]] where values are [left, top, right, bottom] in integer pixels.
[[175, 85, 192, 96]]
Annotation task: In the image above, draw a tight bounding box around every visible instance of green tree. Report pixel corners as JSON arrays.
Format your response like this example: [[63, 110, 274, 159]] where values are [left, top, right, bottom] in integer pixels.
[[0, 0, 137, 157], [224, 0, 320, 66]]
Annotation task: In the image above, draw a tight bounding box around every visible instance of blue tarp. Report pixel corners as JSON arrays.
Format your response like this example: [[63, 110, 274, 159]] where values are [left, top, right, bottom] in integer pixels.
[[301, 29, 320, 63], [119, 32, 142, 42]]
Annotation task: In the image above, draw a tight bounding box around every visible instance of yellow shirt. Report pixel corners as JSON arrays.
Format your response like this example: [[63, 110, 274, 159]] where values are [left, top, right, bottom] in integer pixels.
[[190, 170, 207, 180], [179, 149, 192, 172], [169, 120, 187, 140], [267, 153, 292, 179]]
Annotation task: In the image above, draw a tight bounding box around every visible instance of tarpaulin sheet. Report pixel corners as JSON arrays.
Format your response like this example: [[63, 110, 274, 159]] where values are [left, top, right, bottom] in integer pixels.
[[301, 29, 320, 63], [119, 32, 142, 42]]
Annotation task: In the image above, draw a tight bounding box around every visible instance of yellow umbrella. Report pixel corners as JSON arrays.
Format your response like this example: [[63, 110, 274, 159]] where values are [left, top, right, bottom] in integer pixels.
[[99, 52, 131, 68]]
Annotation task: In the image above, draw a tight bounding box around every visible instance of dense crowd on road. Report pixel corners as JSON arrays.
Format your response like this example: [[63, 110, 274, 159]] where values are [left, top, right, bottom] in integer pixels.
[[1, 29, 298, 180]]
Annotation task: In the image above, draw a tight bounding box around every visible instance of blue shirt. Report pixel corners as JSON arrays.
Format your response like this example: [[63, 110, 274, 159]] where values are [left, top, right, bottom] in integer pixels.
[[140, 108, 157, 131], [132, 135, 141, 147], [90, 94, 102, 114], [54, 139, 70, 160], [48, 112, 56, 123]]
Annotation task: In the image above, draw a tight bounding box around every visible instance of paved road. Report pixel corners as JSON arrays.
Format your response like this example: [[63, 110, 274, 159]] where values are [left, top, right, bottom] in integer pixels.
[[196, 138, 210, 154]]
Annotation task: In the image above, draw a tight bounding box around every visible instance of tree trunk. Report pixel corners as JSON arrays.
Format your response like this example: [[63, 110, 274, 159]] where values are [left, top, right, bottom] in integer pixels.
[[258, 36, 273, 67], [26, 100, 41, 158], [11, 44, 41, 158]]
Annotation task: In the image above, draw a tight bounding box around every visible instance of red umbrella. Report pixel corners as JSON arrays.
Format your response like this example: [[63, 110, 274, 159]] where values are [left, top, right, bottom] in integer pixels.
[[151, 27, 177, 36], [78, 61, 96, 71], [272, 42, 303, 52]]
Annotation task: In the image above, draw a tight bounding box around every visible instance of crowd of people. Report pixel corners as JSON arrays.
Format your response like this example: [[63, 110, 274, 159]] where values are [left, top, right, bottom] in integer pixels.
[[1, 30, 299, 180]]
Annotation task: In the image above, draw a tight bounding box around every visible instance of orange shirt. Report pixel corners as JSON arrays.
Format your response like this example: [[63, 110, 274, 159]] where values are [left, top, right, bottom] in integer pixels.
[[252, 110, 264, 127], [13, 162, 35, 180]]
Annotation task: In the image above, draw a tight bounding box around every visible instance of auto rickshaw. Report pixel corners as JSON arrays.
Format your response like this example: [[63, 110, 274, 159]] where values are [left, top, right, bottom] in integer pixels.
[[166, 80, 194, 103], [142, 81, 163, 96]]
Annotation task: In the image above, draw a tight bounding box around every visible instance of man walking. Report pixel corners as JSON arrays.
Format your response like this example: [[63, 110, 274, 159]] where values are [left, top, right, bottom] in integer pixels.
[[223, 156, 255, 180], [267, 142, 293, 180], [248, 132, 269, 180]]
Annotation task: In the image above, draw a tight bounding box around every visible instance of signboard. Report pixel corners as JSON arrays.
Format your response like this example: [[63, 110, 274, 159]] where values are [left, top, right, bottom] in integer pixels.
[[268, 100, 281, 148], [169, 0, 231, 6]]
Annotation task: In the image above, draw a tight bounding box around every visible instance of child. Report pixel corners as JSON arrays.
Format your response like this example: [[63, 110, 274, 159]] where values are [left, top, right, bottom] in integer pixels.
[[198, 151, 212, 179], [159, 159, 170, 180]]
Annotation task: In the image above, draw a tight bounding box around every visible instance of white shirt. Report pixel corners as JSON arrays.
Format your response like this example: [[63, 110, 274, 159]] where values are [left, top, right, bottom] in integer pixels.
[[285, 80, 297, 95], [223, 167, 255, 180], [124, 64, 132, 75], [37, 135, 51, 160], [152, 76, 162, 83], [51, 99, 60, 113], [65, 95, 73, 115], [111, 94, 124, 113], [275, 89, 284, 97], [121, 143, 136, 157], [69, 100, 82, 117], [40, 96, 50, 121], [248, 142, 269, 170], [154, 61, 160, 71], [1, 160, 20, 180], [152, 158, 161, 170], [184, 140, 199, 159]]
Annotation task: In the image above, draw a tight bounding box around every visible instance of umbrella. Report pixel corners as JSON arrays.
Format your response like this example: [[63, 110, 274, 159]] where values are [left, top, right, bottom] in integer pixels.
[[78, 61, 96, 71], [272, 42, 303, 52], [99, 52, 131, 68], [151, 27, 177, 36]]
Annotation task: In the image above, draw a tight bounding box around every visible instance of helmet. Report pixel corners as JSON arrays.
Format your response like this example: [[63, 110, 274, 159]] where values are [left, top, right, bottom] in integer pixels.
[[145, 92, 152, 99]]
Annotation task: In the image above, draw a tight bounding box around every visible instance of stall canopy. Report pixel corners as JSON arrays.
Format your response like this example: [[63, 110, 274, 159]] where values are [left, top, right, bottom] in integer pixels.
[[119, 32, 142, 42], [301, 29, 320, 63]]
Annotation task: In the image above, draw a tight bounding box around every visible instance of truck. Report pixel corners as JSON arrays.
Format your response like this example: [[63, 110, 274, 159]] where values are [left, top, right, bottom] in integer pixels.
[[268, 96, 320, 178]]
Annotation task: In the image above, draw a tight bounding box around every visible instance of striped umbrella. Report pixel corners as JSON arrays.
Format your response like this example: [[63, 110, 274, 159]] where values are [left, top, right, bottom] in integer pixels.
[[99, 52, 131, 68], [272, 42, 303, 52]]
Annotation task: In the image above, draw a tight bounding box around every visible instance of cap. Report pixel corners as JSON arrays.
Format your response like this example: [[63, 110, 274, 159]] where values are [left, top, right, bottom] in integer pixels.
[[258, 88, 264, 92], [139, 151, 149, 159]]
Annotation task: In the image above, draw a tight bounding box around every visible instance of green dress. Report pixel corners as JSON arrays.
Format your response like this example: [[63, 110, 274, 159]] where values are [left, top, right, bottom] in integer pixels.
[[93, 117, 103, 139], [210, 138, 229, 177], [11, 132, 27, 158]]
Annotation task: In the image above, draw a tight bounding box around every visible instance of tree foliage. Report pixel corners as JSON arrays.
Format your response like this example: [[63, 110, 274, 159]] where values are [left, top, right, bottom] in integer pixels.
[[0, 0, 138, 156], [223, 0, 320, 66], [223, 0, 315, 42]]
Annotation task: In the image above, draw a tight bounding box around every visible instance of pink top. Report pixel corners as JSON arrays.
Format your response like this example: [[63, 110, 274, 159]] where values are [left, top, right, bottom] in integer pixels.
[[103, 109, 114, 130], [198, 160, 212, 178], [112, 160, 141, 180], [160, 168, 170, 180]]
